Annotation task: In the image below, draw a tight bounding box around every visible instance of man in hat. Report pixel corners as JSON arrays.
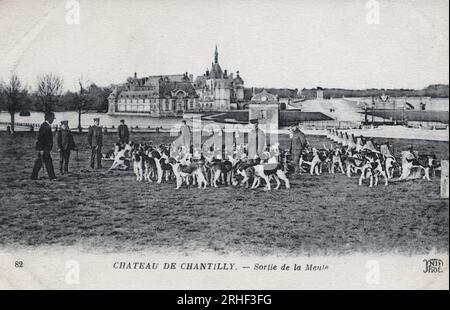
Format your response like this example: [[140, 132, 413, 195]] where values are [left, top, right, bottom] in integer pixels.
[[118, 119, 129, 144], [289, 124, 308, 174], [180, 120, 191, 151], [248, 119, 266, 158], [88, 117, 103, 169], [56, 120, 76, 174], [31, 112, 57, 180]]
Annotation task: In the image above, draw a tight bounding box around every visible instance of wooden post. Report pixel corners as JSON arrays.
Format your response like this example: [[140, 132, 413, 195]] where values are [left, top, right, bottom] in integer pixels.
[[441, 160, 449, 199]]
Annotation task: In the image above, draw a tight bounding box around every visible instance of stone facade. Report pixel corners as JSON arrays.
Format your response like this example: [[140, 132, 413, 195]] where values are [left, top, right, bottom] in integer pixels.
[[249, 89, 279, 128], [108, 73, 199, 117], [194, 46, 244, 111]]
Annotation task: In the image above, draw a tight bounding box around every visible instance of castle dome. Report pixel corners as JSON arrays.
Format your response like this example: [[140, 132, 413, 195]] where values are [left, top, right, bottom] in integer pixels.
[[233, 71, 244, 85]]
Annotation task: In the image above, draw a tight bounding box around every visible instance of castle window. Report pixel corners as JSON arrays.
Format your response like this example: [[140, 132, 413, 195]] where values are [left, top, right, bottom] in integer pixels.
[[260, 110, 267, 119]]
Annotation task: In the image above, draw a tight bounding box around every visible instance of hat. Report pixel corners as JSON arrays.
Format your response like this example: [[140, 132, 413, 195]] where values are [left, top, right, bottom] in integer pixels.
[[60, 120, 68, 125], [120, 119, 125, 123], [249, 119, 259, 124], [44, 112, 55, 120], [93, 117, 100, 121]]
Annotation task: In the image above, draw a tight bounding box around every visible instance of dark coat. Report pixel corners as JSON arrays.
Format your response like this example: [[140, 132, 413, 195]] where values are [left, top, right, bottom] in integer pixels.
[[35, 122, 53, 151], [290, 129, 307, 153], [88, 125, 103, 147], [118, 124, 129, 141], [246, 127, 266, 157], [56, 129, 76, 151]]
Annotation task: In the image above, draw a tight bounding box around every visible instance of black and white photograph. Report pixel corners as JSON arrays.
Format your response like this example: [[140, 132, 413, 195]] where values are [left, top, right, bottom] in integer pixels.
[[0, 0, 448, 291]]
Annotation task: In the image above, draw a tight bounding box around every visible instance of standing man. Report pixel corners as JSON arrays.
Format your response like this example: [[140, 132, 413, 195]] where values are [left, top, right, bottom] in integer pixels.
[[248, 120, 266, 159], [31, 112, 57, 180], [56, 120, 76, 175], [290, 124, 308, 174], [118, 119, 129, 144], [180, 120, 191, 152], [88, 117, 103, 169]]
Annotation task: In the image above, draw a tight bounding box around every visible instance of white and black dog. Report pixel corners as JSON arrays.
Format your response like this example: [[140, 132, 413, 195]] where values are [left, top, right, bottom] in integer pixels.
[[109, 142, 133, 170], [399, 151, 439, 181], [299, 148, 322, 175], [130, 144, 158, 182], [204, 155, 234, 188], [342, 149, 367, 178], [358, 151, 389, 187], [325, 145, 345, 174], [234, 155, 290, 191], [169, 155, 208, 189]]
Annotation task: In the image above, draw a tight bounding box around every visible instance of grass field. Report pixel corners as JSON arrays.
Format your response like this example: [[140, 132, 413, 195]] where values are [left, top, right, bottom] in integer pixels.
[[0, 131, 448, 255]]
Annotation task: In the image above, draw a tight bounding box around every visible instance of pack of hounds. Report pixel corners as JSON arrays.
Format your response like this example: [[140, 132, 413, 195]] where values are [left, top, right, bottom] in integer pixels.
[[104, 129, 441, 190]]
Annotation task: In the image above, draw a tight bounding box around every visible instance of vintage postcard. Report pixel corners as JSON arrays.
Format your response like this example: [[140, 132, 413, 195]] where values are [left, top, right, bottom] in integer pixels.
[[0, 0, 448, 292]]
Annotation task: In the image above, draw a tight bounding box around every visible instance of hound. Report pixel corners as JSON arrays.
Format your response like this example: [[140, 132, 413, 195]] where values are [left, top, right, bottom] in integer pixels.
[[232, 159, 257, 188], [252, 160, 290, 191], [109, 143, 132, 170], [399, 151, 437, 181], [299, 148, 322, 175], [385, 155, 400, 179], [341, 151, 367, 177], [131, 148, 145, 182], [358, 152, 389, 187], [169, 157, 208, 189], [324, 145, 345, 174], [205, 156, 233, 188], [158, 149, 174, 183]]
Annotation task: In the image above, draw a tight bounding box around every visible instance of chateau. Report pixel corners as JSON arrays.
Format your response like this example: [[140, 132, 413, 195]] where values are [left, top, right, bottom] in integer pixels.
[[108, 73, 199, 117], [107, 46, 246, 116], [194, 46, 245, 111]]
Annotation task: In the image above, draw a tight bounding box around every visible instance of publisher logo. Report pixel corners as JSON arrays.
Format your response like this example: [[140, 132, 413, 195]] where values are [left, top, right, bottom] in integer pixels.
[[423, 259, 444, 274]]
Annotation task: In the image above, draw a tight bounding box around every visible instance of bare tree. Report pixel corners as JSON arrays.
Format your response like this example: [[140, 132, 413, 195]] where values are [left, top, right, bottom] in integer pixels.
[[3, 74, 24, 134], [36, 73, 63, 113], [76, 76, 89, 132]]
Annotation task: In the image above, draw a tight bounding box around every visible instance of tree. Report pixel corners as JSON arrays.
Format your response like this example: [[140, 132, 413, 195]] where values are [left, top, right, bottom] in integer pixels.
[[2, 74, 25, 134], [36, 73, 63, 113], [55, 90, 78, 111], [76, 77, 89, 132], [85, 83, 110, 112]]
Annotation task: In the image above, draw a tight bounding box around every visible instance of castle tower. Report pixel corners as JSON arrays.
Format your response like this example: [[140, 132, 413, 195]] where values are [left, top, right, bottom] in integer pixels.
[[194, 45, 244, 111], [233, 70, 244, 101], [214, 45, 218, 64], [107, 88, 118, 114]]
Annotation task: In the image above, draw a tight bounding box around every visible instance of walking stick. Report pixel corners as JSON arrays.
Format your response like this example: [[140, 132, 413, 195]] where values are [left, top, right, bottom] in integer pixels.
[[76, 148, 80, 171]]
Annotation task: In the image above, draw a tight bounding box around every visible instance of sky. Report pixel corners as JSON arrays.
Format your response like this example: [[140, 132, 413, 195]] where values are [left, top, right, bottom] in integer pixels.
[[0, 0, 448, 91]]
